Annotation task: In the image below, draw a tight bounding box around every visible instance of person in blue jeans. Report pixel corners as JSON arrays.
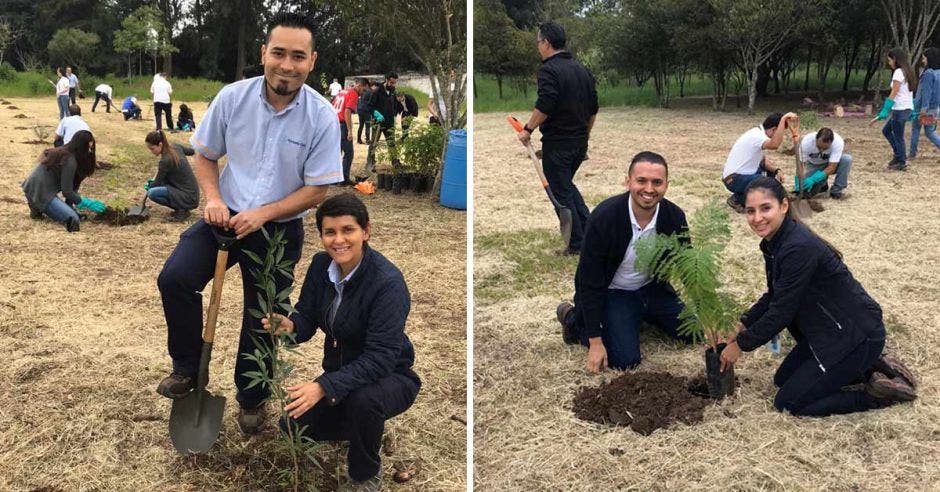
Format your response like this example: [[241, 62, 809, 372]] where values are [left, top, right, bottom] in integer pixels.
[[143, 130, 199, 222], [21, 130, 105, 232], [869, 48, 917, 171], [720, 177, 917, 416], [909, 47, 940, 159], [721, 112, 797, 213], [556, 151, 692, 372], [793, 128, 852, 199]]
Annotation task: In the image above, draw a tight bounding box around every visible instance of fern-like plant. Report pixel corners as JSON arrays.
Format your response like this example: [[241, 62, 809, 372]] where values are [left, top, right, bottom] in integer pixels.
[[634, 198, 740, 349]]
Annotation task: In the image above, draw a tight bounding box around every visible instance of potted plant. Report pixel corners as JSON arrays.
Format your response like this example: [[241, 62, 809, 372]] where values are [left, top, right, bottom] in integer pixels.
[[401, 122, 445, 194], [634, 198, 740, 398]]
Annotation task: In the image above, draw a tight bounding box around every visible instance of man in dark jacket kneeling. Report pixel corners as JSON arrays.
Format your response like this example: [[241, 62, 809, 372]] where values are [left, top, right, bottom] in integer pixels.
[[263, 193, 420, 491], [557, 151, 693, 372]]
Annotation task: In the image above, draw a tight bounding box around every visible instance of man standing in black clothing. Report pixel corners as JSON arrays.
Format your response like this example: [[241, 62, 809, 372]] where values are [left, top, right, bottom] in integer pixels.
[[366, 73, 401, 173], [517, 22, 598, 255], [356, 81, 375, 144]]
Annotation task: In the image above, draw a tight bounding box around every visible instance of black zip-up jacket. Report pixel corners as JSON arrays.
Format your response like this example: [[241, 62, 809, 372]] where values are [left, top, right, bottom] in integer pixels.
[[395, 94, 419, 117], [357, 90, 372, 113], [289, 246, 418, 404], [535, 51, 599, 143], [572, 194, 689, 339], [736, 219, 885, 372], [367, 84, 398, 127]]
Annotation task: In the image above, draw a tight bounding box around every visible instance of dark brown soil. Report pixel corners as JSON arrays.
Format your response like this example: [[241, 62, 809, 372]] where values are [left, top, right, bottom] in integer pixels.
[[90, 206, 148, 226], [96, 161, 115, 170], [14, 126, 28, 130], [14, 113, 27, 118], [8, 106, 21, 110], [22, 140, 47, 145], [572, 371, 714, 435]]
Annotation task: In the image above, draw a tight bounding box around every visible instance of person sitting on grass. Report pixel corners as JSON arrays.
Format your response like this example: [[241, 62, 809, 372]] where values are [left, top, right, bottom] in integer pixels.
[[143, 130, 200, 222], [122, 96, 142, 120], [556, 151, 693, 373], [719, 177, 917, 416], [21, 130, 105, 232], [261, 193, 420, 492], [794, 127, 852, 199], [54, 104, 91, 147], [176, 103, 196, 132], [721, 112, 795, 213]]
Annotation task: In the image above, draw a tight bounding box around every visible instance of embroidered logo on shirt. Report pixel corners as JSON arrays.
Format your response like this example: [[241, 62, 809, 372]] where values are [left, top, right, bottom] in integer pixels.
[[286, 137, 307, 148]]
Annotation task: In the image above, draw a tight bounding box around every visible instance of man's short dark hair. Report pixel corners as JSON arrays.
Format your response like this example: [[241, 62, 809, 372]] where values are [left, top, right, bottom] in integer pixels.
[[315, 193, 370, 232], [355, 77, 368, 86], [386, 72, 399, 80], [763, 112, 783, 130], [68, 104, 81, 116], [628, 151, 668, 176], [816, 127, 834, 144], [538, 22, 566, 50], [266, 12, 316, 50]]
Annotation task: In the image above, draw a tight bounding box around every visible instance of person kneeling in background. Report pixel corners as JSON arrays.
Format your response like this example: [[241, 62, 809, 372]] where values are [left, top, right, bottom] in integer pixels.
[[143, 130, 200, 222], [176, 103, 196, 132]]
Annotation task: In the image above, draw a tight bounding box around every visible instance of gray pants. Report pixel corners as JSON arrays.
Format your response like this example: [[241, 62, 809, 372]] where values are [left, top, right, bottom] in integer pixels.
[[805, 154, 852, 194]]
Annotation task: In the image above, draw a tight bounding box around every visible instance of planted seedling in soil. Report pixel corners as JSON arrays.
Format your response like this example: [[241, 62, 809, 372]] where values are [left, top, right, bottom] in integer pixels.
[[240, 227, 322, 491]]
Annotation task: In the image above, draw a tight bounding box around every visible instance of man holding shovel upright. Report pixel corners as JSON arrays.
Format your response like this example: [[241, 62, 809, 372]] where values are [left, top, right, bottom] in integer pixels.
[[721, 112, 796, 213], [517, 21, 598, 255], [156, 12, 342, 436]]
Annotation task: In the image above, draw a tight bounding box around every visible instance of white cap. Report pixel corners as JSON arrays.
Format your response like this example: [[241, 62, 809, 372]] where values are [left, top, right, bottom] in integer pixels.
[[131, 97, 138, 104]]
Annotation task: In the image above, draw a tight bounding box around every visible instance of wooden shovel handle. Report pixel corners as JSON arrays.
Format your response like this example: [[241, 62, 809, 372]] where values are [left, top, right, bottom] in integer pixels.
[[202, 250, 229, 344]]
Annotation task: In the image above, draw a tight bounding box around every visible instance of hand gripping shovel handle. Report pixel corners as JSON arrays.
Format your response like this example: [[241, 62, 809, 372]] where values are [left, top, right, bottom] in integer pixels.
[[506, 116, 565, 210]]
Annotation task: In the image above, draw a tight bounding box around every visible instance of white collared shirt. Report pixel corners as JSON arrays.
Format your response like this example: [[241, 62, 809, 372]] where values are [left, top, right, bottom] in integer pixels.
[[609, 195, 660, 291], [327, 259, 361, 328]]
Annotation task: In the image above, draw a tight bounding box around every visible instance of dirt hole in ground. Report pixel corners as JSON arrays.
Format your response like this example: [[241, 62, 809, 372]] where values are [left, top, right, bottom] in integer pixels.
[[14, 126, 28, 130], [9, 106, 21, 110], [22, 140, 48, 145], [14, 113, 27, 118], [96, 160, 115, 170], [573, 371, 721, 435], [91, 207, 148, 226]]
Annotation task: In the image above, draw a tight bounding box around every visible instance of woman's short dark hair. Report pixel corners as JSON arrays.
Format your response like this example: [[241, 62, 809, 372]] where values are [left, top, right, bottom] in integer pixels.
[[538, 22, 566, 50], [315, 193, 370, 232], [266, 12, 316, 50], [925, 47, 940, 70]]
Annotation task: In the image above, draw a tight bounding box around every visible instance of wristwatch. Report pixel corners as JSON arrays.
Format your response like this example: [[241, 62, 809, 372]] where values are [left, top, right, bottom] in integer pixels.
[[522, 124, 534, 133]]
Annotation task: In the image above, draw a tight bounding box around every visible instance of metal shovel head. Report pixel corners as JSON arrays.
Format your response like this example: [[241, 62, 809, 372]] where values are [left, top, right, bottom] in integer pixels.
[[169, 389, 226, 454], [127, 204, 149, 218], [791, 196, 814, 219], [558, 208, 573, 246]]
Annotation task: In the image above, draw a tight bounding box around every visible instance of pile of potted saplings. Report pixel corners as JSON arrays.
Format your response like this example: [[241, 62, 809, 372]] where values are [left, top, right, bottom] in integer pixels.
[[572, 199, 742, 435], [375, 118, 445, 195]]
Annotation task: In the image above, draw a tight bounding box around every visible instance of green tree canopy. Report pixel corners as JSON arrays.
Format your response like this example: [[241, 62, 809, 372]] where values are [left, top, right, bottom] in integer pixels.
[[47, 28, 100, 70]]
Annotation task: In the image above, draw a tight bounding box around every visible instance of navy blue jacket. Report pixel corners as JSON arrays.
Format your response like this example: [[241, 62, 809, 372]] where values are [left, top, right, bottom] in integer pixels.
[[737, 219, 885, 371], [572, 194, 689, 339], [289, 246, 417, 404]]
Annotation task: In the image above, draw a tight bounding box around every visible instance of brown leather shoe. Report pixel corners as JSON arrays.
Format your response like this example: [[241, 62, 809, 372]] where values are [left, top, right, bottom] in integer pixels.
[[238, 405, 268, 435], [872, 354, 917, 388], [556, 301, 578, 345], [866, 371, 916, 402], [156, 373, 194, 399]]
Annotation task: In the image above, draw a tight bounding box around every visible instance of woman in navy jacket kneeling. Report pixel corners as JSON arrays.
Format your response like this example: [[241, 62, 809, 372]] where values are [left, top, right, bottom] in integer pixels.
[[720, 177, 915, 416], [262, 193, 419, 489]]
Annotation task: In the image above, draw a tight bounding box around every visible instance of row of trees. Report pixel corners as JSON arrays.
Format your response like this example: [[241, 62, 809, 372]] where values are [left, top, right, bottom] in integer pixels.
[[477, 0, 940, 113], [0, 0, 466, 129]]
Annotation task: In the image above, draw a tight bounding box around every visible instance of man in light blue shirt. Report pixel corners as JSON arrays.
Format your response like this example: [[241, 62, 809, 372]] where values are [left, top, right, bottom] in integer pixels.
[[66, 66, 80, 105], [156, 12, 342, 437], [54, 104, 91, 147]]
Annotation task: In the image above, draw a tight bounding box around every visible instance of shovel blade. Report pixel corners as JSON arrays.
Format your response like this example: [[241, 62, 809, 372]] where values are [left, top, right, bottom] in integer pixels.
[[791, 198, 814, 219], [127, 205, 149, 218], [169, 389, 226, 454], [558, 208, 573, 246]]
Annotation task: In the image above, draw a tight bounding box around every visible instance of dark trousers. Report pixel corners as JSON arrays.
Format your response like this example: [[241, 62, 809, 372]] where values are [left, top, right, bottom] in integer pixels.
[[580, 283, 692, 369], [357, 111, 371, 143], [542, 140, 590, 251], [340, 123, 354, 182], [155, 101, 173, 131], [282, 371, 420, 481], [92, 91, 112, 112], [724, 168, 775, 206], [366, 124, 398, 173], [157, 218, 303, 409], [68, 87, 76, 105], [774, 337, 884, 416], [124, 107, 141, 120]]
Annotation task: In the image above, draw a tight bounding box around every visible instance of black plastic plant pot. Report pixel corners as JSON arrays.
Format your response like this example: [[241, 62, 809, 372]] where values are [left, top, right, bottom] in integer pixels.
[[410, 174, 424, 192], [704, 343, 735, 399], [392, 175, 405, 194], [377, 173, 389, 190]]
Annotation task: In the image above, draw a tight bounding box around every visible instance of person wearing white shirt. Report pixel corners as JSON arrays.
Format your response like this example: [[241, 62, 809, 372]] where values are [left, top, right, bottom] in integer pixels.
[[329, 78, 342, 99], [52, 67, 70, 120], [869, 48, 918, 171], [150, 73, 174, 131], [92, 83, 114, 113], [54, 104, 91, 147], [721, 112, 797, 212], [796, 128, 852, 199]]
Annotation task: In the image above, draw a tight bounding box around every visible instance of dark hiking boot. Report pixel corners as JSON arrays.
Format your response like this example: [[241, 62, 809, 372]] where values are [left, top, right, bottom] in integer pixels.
[[726, 195, 745, 214], [30, 208, 43, 220], [339, 475, 382, 492], [807, 180, 829, 197], [829, 190, 845, 200], [865, 371, 916, 402], [64, 217, 80, 233], [238, 405, 268, 435], [887, 159, 907, 171], [167, 209, 191, 223], [156, 373, 194, 399], [872, 354, 917, 388], [556, 301, 578, 345], [555, 247, 580, 257]]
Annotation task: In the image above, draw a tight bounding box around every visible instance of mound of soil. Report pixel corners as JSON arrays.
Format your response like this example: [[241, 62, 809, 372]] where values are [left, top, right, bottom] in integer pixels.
[[96, 160, 115, 170], [90, 206, 148, 226], [807, 200, 825, 212], [572, 372, 713, 435], [14, 113, 27, 118], [8, 106, 21, 110], [22, 140, 48, 145], [14, 126, 28, 130]]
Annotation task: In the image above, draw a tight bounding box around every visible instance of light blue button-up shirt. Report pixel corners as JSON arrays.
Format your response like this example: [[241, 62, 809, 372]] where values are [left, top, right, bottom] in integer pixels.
[[327, 259, 361, 328], [190, 76, 342, 221]]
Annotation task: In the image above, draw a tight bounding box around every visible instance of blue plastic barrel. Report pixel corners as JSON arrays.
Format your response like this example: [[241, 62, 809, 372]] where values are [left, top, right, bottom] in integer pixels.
[[439, 129, 467, 210]]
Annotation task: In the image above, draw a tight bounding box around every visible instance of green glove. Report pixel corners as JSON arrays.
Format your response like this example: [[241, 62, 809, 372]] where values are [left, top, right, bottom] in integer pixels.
[[372, 110, 385, 123], [76, 197, 106, 213], [876, 99, 895, 120], [910, 99, 919, 122], [144, 179, 154, 191], [793, 170, 827, 192]]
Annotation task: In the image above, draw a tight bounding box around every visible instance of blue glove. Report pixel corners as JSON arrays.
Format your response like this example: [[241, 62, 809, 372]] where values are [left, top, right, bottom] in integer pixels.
[[876, 99, 895, 120], [76, 197, 106, 213], [144, 179, 154, 191], [372, 110, 385, 123], [793, 170, 827, 192]]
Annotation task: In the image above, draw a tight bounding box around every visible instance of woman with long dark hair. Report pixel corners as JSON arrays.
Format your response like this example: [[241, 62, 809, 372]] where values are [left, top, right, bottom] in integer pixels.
[[22, 130, 104, 232], [719, 177, 916, 416], [144, 130, 199, 222], [909, 47, 940, 159], [869, 48, 918, 171]]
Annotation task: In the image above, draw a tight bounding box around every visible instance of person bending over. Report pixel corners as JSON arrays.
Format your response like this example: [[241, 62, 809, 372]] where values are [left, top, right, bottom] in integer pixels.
[[722, 112, 795, 212]]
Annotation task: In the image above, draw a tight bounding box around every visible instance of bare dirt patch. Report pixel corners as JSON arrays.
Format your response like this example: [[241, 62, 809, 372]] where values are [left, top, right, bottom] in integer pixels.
[[89, 206, 149, 226]]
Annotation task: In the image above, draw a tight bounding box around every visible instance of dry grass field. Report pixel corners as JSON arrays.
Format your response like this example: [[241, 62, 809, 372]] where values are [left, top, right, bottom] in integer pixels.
[[473, 107, 940, 490], [0, 97, 466, 491]]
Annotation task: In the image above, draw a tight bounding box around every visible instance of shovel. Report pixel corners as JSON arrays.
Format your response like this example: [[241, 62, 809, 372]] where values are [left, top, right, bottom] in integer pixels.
[[127, 190, 150, 218], [506, 115, 574, 246], [789, 121, 814, 219], [169, 226, 237, 454]]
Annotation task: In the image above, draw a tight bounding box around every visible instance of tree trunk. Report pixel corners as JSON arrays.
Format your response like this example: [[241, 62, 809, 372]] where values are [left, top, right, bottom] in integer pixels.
[[803, 47, 811, 92], [747, 67, 758, 114], [496, 75, 502, 99], [235, 0, 247, 81]]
